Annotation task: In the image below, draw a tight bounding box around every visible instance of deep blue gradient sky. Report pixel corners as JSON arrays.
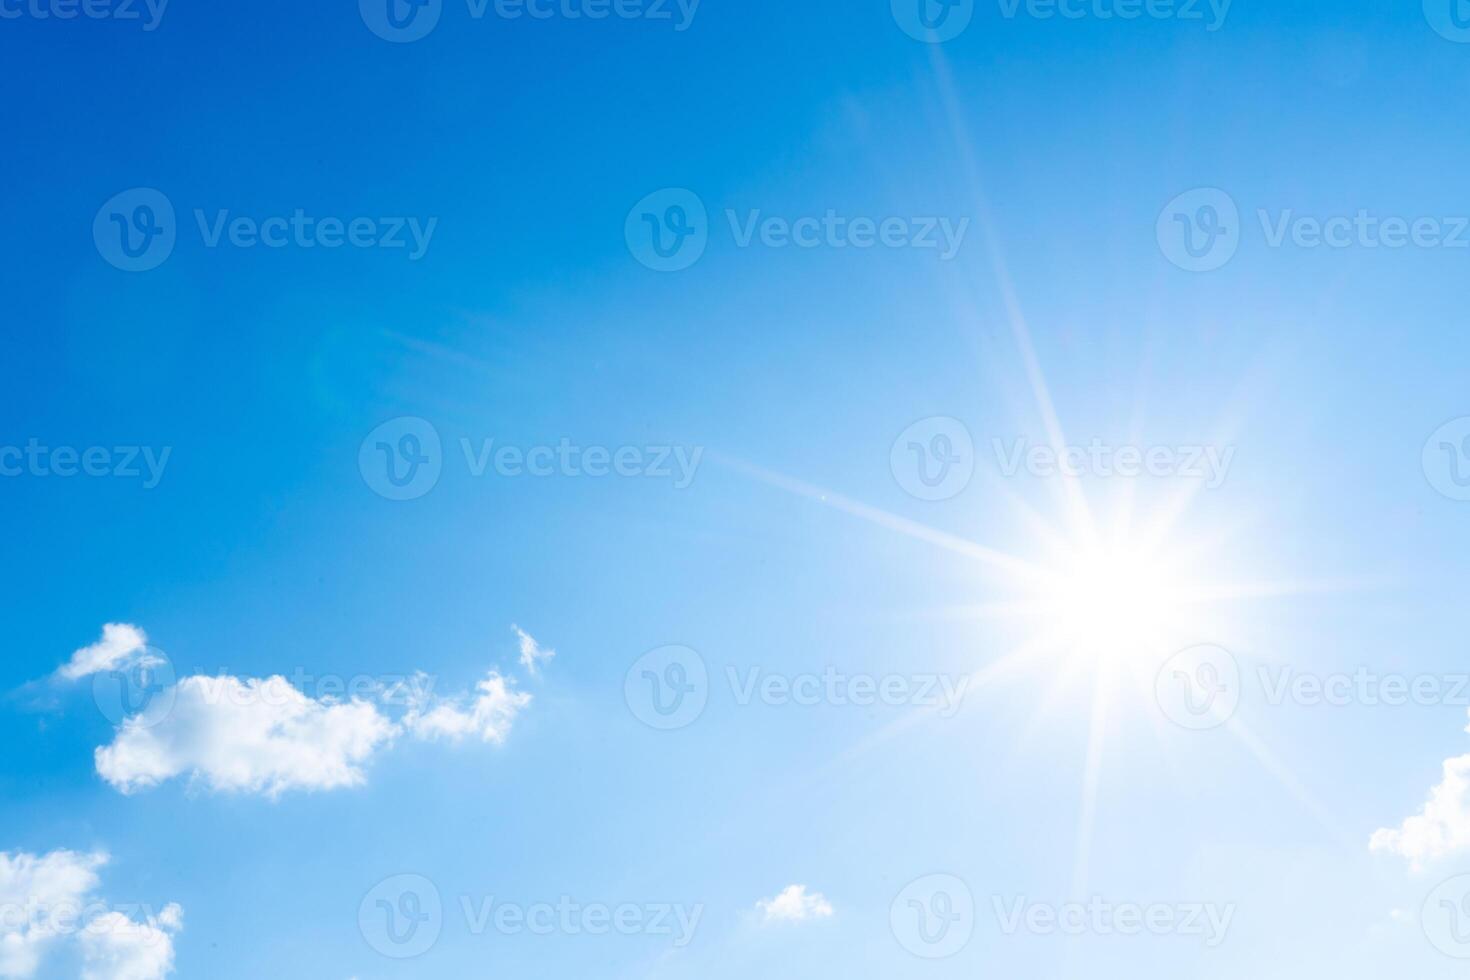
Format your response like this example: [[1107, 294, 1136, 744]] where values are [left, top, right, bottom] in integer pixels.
[[6, 1, 1470, 977]]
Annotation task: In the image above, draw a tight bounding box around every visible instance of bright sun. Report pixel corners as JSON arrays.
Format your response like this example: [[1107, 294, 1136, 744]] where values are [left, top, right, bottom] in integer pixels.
[[1040, 543, 1184, 662]]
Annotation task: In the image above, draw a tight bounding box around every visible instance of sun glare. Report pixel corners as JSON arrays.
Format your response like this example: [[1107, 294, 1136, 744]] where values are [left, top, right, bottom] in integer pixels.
[[1040, 542, 1183, 662]]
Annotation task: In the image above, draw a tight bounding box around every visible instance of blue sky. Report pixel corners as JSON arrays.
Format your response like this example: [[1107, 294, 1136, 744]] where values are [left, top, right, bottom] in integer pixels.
[[5, 0, 1470, 977]]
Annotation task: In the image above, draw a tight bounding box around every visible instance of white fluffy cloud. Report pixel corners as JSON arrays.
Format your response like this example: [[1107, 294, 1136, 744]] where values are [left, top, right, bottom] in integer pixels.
[[57, 624, 152, 681], [56, 624, 541, 798], [0, 850, 181, 980], [1371, 749, 1470, 869], [401, 671, 531, 744], [754, 885, 834, 924], [513, 625, 554, 676], [95, 676, 398, 798]]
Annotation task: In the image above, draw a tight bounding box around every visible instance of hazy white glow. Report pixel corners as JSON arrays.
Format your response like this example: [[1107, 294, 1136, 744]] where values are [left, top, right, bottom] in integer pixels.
[[1041, 543, 1182, 661]]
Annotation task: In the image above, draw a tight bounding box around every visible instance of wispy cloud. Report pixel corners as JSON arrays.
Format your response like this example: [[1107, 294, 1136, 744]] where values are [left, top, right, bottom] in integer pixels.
[[513, 625, 555, 676]]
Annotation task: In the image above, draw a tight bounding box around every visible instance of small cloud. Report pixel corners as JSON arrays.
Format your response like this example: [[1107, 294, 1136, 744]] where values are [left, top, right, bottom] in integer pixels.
[[57, 623, 152, 681], [513, 625, 555, 676], [755, 885, 834, 925], [402, 671, 531, 744]]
